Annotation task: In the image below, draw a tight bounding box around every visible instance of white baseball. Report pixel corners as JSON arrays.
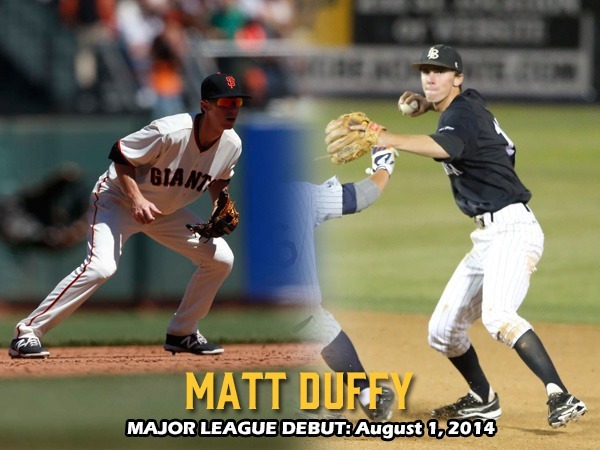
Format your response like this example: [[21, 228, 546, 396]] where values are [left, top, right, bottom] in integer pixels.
[[399, 100, 418, 115]]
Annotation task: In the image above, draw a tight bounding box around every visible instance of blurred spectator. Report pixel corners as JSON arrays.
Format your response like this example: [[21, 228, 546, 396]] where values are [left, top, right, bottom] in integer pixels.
[[59, 0, 117, 90], [209, 0, 247, 39], [41, 0, 302, 113], [170, 0, 223, 38], [258, 0, 295, 38], [242, 65, 269, 108], [115, 0, 167, 107], [149, 35, 185, 117], [234, 18, 267, 51], [148, 8, 188, 118], [234, 0, 294, 38]]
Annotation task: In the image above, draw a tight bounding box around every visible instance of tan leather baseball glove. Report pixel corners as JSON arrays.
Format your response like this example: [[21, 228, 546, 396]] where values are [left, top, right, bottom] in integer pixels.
[[324, 112, 385, 164]]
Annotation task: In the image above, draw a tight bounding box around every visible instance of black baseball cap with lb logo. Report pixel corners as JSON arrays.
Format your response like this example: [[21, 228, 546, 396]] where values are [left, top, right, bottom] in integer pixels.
[[412, 44, 463, 73], [201, 73, 252, 100]]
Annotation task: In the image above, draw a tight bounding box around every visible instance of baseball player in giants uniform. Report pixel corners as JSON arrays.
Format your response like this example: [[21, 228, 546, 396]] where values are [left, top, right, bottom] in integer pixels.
[[9, 73, 250, 359], [271, 147, 398, 421], [365, 45, 586, 428]]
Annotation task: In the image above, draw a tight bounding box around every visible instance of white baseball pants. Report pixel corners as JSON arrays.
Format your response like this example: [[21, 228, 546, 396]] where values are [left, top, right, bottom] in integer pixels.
[[428, 203, 544, 358], [15, 184, 233, 340]]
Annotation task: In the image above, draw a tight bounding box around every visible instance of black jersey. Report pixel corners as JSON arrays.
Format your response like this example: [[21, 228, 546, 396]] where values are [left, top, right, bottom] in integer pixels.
[[429, 89, 531, 217]]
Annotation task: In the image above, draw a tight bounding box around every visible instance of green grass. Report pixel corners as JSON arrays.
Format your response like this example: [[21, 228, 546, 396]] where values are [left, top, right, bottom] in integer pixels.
[[0, 374, 305, 450], [303, 99, 600, 324], [0, 307, 302, 347]]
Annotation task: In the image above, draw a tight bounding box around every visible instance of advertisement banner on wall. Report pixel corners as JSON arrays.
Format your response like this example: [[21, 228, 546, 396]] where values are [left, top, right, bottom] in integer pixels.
[[293, 0, 595, 100], [293, 44, 595, 100]]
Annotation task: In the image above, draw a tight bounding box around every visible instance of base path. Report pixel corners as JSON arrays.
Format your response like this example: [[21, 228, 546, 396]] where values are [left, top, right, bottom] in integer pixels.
[[0, 343, 321, 378]]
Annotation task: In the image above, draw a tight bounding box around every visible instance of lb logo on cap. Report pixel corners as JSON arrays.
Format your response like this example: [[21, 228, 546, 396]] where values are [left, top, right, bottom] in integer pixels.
[[427, 47, 440, 60], [412, 44, 463, 73]]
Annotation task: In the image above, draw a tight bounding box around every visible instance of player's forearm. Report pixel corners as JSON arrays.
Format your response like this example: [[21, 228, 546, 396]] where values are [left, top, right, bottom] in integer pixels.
[[208, 179, 230, 203], [115, 163, 145, 203], [369, 169, 390, 192], [378, 132, 449, 159]]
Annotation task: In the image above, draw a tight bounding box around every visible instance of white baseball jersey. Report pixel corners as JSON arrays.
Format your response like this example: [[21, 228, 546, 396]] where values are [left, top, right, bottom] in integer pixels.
[[102, 113, 241, 215], [275, 177, 345, 346], [275, 176, 343, 304], [14, 113, 240, 341]]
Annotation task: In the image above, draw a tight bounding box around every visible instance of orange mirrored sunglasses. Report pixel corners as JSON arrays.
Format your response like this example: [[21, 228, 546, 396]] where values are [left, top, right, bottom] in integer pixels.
[[215, 97, 243, 108]]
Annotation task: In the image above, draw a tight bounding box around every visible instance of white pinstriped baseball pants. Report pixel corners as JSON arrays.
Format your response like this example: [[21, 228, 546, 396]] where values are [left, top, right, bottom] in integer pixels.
[[428, 203, 544, 358], [14, 184, 233, 340], [294, 305, 342, 350]]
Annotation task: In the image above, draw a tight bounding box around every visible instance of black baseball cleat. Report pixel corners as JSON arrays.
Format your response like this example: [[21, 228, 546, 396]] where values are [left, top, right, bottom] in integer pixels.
[[164, 331, 224, 355], [547, 392, 587, 428], [9, 336, 50, 359], [361, 386, 395, 421], [432, 392, 501, 420]]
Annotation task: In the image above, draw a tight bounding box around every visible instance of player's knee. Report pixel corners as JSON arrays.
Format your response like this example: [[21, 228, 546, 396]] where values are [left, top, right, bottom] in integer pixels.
[[88, 260, 118, 282], [427, 333, 441, 350], [482, 312, 531, 347], [428, 332, 450, 353], [481, 308, 511, 337], [210, 245, 234, 275], [427, 323, 448, 353], [427, 316, 444, 347], [294, 307, 341, 349], [429, 334, 469, 357], [428, 320, 469, 357]]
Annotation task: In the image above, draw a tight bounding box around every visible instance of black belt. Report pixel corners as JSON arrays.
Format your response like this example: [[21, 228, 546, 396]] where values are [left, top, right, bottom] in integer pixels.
[[474, 203, 530, 229]]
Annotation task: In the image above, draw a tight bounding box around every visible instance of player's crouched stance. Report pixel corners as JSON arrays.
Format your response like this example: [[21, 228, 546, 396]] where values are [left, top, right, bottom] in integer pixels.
[[9, 73, 250, 359]]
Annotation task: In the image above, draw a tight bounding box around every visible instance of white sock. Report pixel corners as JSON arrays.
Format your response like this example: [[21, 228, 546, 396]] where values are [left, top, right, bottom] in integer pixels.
[[546, 383, 564, 396], [469, 387, 495, 403], [487, 387, 495, 403], [469, 390, 483, 403], [359, 388, 371, 407]]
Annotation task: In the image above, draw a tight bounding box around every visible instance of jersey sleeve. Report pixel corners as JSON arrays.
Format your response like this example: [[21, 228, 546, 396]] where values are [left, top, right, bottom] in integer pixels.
[[430, 99, 479, 161], [118, 122, 165, 167], [314, 176, 343, 225], [215, 132, 243, 181], [108, 141, 132, 166], [215, 155, 240, 181]]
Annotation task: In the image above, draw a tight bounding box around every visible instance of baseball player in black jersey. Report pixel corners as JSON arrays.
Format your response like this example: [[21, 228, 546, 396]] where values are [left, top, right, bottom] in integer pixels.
[[355, 44, 586, 428]]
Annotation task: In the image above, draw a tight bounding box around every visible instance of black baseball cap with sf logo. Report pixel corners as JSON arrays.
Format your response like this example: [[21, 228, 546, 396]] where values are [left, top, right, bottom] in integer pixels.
[[201, 73, 252, 100], [412, 44, 463, 73]]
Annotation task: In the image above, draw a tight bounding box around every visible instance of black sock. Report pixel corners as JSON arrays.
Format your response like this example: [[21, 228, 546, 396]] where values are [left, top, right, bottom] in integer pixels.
[[449, 345, 491, 403], [514, 329, 567, 392], [320, 331, 369, 391]]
